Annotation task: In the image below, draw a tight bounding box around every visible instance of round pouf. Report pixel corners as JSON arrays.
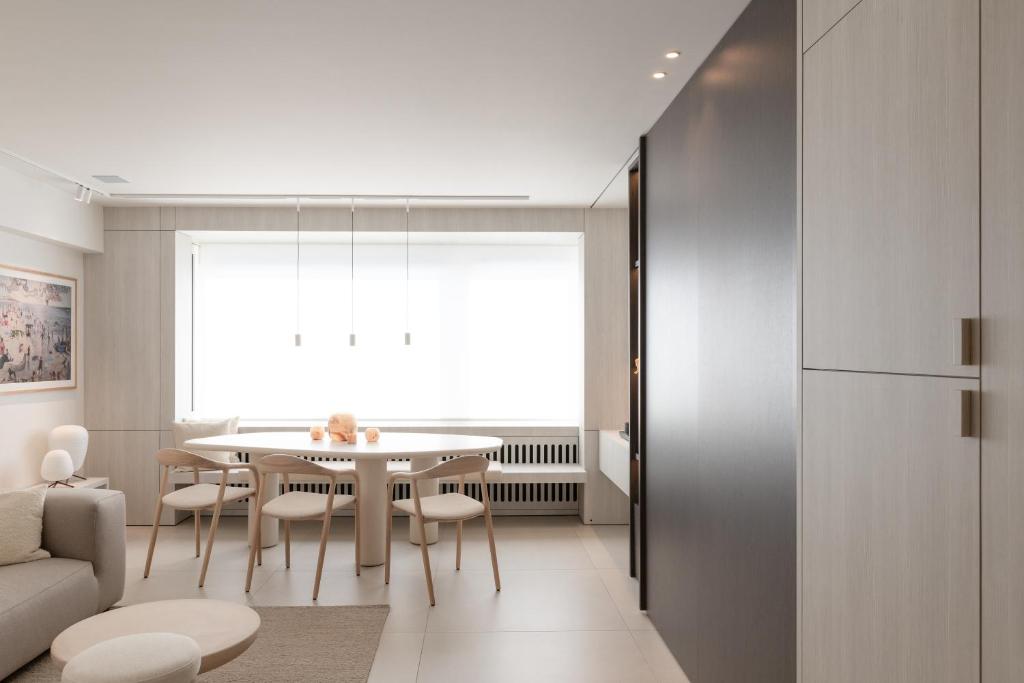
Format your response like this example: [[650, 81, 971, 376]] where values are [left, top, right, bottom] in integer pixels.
[[61, 632, 201, 683]]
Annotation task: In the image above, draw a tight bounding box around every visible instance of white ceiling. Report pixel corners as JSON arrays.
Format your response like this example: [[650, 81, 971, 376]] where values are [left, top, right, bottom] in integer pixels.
[[0, 0, 749, 207]]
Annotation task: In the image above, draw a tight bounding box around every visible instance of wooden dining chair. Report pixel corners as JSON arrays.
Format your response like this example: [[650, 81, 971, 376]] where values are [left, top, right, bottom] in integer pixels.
[[386, 454, 500, 606], [144, 448, 258, 587], [245, 454, 360, 600]]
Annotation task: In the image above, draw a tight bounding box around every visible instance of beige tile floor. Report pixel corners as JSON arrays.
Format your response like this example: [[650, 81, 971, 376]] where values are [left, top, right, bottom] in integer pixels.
[[124, 515, 690, 683]]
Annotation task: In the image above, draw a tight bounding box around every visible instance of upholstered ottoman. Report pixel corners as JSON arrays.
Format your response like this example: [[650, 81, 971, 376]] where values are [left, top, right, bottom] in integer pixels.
[[61, 633, 201, 683]]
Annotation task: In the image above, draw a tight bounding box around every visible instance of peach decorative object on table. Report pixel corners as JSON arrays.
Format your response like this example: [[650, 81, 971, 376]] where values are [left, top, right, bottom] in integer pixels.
[[309, 425, 325, 440], [364, 427, 380, 443], [327, 413, 357, 443]]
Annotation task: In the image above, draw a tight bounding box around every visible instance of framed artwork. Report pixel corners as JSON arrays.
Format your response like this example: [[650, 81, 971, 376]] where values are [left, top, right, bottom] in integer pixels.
[[0, 264, 77, 394]]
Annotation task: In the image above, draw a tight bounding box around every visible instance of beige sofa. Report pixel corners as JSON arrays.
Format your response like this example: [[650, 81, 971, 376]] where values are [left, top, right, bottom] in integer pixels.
[[0, 488, 126, 679]]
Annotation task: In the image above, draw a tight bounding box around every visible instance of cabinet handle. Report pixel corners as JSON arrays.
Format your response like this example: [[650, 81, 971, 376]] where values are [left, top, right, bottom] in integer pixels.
[[954, 318, 975, 366], [956, 389, 974, 437]]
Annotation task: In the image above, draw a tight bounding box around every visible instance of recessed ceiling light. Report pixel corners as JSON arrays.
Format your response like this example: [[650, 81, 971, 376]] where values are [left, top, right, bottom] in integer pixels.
[[92, 174, 129, 183], [652, 71, 668, 79], [665, 50, 681, 59]]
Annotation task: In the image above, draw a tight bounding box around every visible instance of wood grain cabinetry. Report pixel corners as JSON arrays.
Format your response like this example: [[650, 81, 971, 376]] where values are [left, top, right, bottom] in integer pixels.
[[84, 230, 162, 430], [84, 430, 161, 525], [802, 0, 859, 49], [981, 0, 1024, 679], [803, 0, 979, 378], [802, 370, 980, 683]]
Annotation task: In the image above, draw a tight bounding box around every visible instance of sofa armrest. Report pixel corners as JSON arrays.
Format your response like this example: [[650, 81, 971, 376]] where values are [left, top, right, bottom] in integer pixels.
[[41, 488, 126, 611]]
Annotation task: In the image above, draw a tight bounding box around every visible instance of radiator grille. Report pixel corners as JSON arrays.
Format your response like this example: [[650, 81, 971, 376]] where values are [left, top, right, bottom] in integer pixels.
[[225, 435, 579, 514]]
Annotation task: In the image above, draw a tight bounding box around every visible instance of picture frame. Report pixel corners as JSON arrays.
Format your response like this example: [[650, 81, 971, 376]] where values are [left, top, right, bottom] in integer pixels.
[[0, 264, 77, 394]]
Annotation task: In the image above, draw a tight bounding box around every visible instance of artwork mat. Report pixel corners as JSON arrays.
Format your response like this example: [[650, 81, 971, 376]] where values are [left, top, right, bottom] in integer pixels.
[[0, 263, 78, 395]]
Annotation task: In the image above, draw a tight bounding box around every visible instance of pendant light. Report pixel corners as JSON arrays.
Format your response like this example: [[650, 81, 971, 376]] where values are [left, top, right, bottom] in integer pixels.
[[294, 197, 302, 347], [349, 197, 356, 347], [404, 198, 411, 346]]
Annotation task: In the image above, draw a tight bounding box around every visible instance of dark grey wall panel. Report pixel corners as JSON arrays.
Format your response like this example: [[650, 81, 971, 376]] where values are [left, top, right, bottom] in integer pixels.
[[642, 0, 797, 680]]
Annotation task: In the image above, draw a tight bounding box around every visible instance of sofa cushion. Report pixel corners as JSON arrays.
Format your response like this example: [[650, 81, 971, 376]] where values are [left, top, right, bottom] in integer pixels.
[[0, 558, 99, 680], [0, 488, 51, 566]]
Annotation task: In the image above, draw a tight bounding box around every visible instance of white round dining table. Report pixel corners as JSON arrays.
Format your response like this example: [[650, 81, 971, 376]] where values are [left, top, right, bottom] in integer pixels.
[[183, 431, 502, 566]]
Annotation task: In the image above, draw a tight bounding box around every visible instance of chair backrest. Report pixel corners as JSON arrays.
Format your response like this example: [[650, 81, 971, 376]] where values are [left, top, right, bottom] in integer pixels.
[[409, 454, 490, 481], [255, 453, 338, 479], [154, 447, 230, 471]]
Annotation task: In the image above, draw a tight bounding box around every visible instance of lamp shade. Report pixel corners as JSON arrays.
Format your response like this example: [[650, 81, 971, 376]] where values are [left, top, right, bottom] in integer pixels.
[[48, 425, 88, 472], [41, 450, 74, 483]]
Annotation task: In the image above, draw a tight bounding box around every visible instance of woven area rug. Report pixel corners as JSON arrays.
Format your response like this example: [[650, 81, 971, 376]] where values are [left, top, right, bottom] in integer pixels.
[[11, 605, 390, 682]]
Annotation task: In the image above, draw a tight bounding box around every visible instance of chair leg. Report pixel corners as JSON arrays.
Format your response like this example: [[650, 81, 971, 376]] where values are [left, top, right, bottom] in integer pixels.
[[313, 513, 333, 601], [484, 508, 501, 592], [416, 514, 436, 606], [353, 498, 361, 576], [384, 504, 393, 585], [245, 510, 263, 593], [143, 500, 164, 579], [199, 502, 224, 588], [194, 509, 201, 558], [284, 520, 291, 569], [246, 476, 266, 593], [456, 520, 463, 571]]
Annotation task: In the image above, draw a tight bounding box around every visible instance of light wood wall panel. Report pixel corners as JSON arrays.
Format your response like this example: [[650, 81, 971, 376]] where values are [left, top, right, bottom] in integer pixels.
[[583, 208, 629, 431], [981, 0, 1024, 678], [132, 205, 587, 233], [580, 209, 630, 524], [173, 206, 298, 231], [103, 207, 161, 231], [84, 230, 161, 430], [802, 0, 861, 50], [803, 370, 979, 683], [802, 0, 979, 378], [411, 207, 584, 232], [85, 430, 161, 525]]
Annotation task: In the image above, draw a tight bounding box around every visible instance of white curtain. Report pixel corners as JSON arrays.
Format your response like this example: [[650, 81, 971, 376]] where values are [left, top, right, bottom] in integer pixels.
[[193, 234, 581, 421]]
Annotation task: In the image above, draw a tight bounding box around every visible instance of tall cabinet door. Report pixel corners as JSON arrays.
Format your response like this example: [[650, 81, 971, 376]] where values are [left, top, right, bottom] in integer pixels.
[[803, 370, 980, 683], [803, 0, 979, 377], [981, 0, 1024, 679]]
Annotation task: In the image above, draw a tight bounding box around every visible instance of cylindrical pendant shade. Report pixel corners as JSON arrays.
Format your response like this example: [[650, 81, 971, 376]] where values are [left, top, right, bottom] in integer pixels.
[[48, 425, 88, 472], [41, 449, 74, 483]]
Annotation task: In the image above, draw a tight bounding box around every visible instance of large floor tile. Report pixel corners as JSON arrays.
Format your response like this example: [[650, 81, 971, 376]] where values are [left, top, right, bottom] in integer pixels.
[[119, 568, 270, 606], [599, 567, 653, 630], [426, 569, 626, 633], [632, 630, 692, 683], [367, 632, 424, 683], [576, 523, 630, 571], [433, 521, 596, 571], [417, 630, 657, 683], [250, 567, 431, 633]]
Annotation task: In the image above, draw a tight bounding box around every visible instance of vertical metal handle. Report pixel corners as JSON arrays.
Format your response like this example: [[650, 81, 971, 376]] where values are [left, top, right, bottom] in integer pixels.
[[956, 389, 974, 437], [954, 318, 975, 366]]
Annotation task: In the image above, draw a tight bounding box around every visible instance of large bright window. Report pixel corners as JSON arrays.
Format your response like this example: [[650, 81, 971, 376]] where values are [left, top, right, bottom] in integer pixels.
[[192, 232, 581, 422]]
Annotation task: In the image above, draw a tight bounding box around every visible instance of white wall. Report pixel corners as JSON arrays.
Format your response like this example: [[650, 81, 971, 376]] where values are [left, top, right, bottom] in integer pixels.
[[0, 163, 99, 490], [0, 229, 85, 490], [0, 162, 103, 252]]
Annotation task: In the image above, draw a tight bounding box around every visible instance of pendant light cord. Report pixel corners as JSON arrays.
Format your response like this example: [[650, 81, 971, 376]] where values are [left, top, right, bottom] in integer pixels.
[[405, 198, 410, 342], [295, 197, 301, 346], [350, 197, 356, 345]]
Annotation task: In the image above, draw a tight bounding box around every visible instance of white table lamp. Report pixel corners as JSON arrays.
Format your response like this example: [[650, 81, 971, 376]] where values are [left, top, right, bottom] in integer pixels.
[[42, 449, 74, 488], [49, 425, 88, 480]]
